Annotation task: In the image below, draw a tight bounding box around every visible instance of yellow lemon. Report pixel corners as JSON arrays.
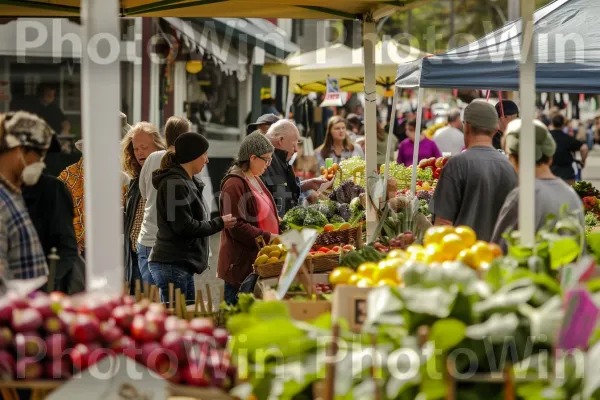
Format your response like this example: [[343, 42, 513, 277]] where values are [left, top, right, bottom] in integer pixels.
[[439, 233, 466, 260], [373, 263, 399, 283], [456, 249, 478, 270], [471, 241, 494, 264], [409, 250, 427, 262], [488, 243, 503, 259], [387, 249, 407, 260], [356, 277, 375, 288], [377, 278, 398, 287], [423, 226, 455, 246], [348, 274, 362, 285], [329, 267, 355, 285], [406, 244, 425, 254], [357, 262, 378, 279], [424, 244, 447, 263], [454, 226, 477, 248], [385, 257, 406, 269]]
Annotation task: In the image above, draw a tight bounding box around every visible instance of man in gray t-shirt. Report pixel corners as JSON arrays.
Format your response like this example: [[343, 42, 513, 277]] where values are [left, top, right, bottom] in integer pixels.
[[491, 119, 584, 250], [433, 100, 518, 241]]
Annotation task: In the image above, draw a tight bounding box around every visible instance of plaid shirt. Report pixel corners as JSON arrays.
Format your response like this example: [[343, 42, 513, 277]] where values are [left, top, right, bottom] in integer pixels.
[[0, 179, 49, 280]]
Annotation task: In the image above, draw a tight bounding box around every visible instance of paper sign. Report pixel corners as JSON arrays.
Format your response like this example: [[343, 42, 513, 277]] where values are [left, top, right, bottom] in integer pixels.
[[326, 77, 340, 93], [317, 177, 334, 193], [558, 289, 599, 350], [320, 77, 346, 107], [561, 256, 596, 290], [276, 229, 318, 300]]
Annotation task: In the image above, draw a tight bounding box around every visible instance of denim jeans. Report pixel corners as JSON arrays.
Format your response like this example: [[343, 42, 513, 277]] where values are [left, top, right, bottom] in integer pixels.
[[148, 262, 195, 304], [136, 243, 155, 286], [224, 282, 239, 306]]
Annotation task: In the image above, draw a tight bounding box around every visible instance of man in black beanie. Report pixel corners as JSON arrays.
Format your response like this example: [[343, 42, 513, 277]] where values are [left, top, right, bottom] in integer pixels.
[[494, 100, 519, 150]]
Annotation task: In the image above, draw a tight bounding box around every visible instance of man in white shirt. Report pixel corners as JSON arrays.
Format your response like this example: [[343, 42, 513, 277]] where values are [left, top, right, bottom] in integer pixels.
[[433, 109, 464, 155]]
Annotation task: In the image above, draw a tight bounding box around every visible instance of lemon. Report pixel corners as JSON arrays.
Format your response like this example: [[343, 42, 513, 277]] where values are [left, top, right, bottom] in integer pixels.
[[471, 241, 494, 264], [387, 249, 407, 259], [377, 279, 398, 287], [454, 226, 477, 247], [329, 267, 355, 285], [348, 274, 362, 285], [423, 226, 454, 246], [439, 233, 466, 260], [356, 277, 374, 288], [373, 263, 399, 283], [357, 262, 378, 279], [424, 244, 446, 264], [255, 254, 269, 265], [406, 244, 425, 254], [456, 249, 478, 269]]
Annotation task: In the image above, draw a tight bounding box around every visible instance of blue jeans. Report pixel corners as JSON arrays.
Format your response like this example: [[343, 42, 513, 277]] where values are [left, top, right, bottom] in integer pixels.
[[148, 262, 195, 304], [136, 243, 155, 286], [224, 282, 239, 306]]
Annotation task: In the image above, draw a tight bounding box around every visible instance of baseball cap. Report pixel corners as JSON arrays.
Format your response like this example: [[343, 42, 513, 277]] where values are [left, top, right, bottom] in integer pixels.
[[247, 114, 280, 134], [505, 119, 556, 161], [495, 100, 519, 118], [464, 100, 499, 133]]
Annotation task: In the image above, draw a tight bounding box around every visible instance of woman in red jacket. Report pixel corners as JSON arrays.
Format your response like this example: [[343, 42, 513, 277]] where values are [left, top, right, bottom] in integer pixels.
[[218, 132, 280, 305]]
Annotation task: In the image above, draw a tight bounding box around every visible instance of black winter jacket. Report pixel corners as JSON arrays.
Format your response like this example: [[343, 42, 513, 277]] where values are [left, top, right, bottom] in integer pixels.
[[123, 177, 142, 289], [260, 148, 302, 217], [149, 165, 223, 274]]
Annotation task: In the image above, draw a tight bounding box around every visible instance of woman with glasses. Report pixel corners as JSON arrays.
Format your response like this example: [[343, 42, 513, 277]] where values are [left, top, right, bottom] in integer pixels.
[[218, 132, 280, 305]]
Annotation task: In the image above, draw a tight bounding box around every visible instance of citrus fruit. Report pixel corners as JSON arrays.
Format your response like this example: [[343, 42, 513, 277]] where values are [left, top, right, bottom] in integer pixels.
[[377, 279, 398, 287], [456, 248, 478, 269], [406, 244, 425, 254], [471, 241, 494, 264], [424, 244, 446, 263], [439, 233, 466, 260], [488, 243, 503, 258], [356, 277, 375, 288], [423, 226, 454, 246], [348, 274, 362, 285], [357, 262, 378, 279], [384, 257, 406, 269], [329, 267, 355, 285], [454, 226, 477, 247], [409, 249, 427, 262], [373, 263, 399, 283], [388, 249, 407, 259]]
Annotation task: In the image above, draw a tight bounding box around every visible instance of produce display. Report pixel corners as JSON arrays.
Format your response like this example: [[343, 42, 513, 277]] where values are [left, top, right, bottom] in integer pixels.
[[380, 162, 433, 190], [417, 155, 449, 179], [423, 121, 448, 139], [309, 244, 355, 257], [319, 163, 338, 181], [332, 156, 365, 188], [0, 292, 235, 390], [253, 244, 288, 266], [574, 181, 600, 233]]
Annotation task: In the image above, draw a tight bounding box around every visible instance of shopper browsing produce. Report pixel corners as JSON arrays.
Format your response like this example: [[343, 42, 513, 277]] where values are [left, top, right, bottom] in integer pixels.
[[494, 100, 519, 151], [149, 132, 236, 304], [432, 100, 517, 241], [315, 116, 364, 168], [548, 113, 589, 185], [396, 118, 442, 166], [491, 119, 584, 250]]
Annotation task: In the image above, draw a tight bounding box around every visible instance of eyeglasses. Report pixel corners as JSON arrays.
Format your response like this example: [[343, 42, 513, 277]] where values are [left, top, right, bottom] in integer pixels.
[[255, 155, 272, 165]]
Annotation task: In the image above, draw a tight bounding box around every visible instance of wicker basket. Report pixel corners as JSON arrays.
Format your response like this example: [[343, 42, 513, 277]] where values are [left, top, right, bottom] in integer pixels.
[[315, 224, 363, 247], [255, 261, 285, 278], [309, 253, 340, 273]]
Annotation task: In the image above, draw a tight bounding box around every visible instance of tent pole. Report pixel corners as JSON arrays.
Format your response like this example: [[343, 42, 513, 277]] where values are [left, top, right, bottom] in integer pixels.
[[81, 0, 122, 292], [382, 86, 398, 203], [363, 17, 378, 238], [519, 0, 536, 246], [410, 87, 424, 195]]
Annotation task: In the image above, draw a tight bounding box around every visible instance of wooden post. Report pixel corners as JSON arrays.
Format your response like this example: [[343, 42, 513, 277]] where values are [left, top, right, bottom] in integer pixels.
[[324, 323, 340, 400]]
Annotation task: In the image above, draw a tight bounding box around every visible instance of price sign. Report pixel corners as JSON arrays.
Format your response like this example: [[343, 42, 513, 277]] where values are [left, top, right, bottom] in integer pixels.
[[558, 288, 599, 350], [276, 228, 318, 300]]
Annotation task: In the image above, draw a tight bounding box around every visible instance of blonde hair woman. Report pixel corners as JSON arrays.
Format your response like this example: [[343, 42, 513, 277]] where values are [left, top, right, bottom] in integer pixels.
[[121, 122, 166, 293]]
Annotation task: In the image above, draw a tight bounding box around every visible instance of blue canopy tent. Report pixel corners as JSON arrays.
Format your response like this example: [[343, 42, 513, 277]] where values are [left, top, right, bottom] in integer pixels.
[[395, 0, 600, 93]]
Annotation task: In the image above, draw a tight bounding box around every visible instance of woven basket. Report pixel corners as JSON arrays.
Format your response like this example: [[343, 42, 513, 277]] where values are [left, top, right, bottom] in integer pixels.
[[315, 224, 363, 247], [255, 261, 285, 278], [310, 253, 340, 273]]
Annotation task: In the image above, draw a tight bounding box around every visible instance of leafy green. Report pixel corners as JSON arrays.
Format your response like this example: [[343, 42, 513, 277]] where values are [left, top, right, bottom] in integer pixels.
[[549, 237, 580, 269]]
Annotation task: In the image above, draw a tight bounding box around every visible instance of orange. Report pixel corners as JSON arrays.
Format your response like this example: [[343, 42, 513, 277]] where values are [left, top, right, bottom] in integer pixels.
[[488, 243, 503, 259], [323, 224, 335, 233], [348, 274, 362, 285], [454, 226, 477, 248], [471, 241, 494, 264], [329, 267, 355, 285], [357, 262, 377, 279], [356, 277, 375, 288], [439, 233, 467, 260], [423, 226, 454, 246], [457, 248, 478, 270]]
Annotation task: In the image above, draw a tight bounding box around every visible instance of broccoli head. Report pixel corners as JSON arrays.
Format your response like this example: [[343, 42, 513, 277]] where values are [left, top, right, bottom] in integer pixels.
[[316, 200, 338, 220], [283, 206, 308, 226], [303, 208, 329, 227]]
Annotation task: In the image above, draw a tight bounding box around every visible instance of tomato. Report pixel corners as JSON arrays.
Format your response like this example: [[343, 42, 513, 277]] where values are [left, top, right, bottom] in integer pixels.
[[323, 224, 335, 232]]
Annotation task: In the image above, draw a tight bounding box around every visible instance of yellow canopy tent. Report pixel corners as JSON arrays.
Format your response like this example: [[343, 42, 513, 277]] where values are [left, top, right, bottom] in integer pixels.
[[288, 39, 424, 94], [0, 0, 430, 291], [262, 43, 352, 76]]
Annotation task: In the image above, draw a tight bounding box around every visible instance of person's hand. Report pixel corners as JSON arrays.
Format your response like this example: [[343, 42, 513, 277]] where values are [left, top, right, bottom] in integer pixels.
[[222, 214, 237, 229], [301, 177, 328, 191]]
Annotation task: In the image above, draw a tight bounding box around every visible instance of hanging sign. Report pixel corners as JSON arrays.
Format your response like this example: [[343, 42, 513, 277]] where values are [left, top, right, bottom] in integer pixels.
[[320, 77, 345, 107]]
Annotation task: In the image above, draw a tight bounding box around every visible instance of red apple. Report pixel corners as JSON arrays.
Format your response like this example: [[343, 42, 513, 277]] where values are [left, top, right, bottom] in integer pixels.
[[110, 305, 134, 330], [29, 295, 58, 319], [7, 293, 29, 309], [45, 333, 68, 359], [146, 310, 166, 327], [44, 358, 72, 379], [161, 331, 189, 364], [69, 314, 100, 344], [139, 341, 171, 369], [70, 342, 106, 371], [0, 327, 13, 349], [165, 316, 188, 333], [44, 316, 66, 334], [16, 357, 42, 380], [212, 328, 229, 348], [59, 298, 76, 313], [81, 301, 111, 322], [15, 332, 45, 358], [189, 318, 214, 336], [130, 314, 162, 342], [11, 308, 43, 332], [99, 321, 123, 344], [0, 350, 15, 379], [109, 335, 137, 357], [122, 296, 135, 306], [181, 361, 210, 387], [0, 298, 14, 323]]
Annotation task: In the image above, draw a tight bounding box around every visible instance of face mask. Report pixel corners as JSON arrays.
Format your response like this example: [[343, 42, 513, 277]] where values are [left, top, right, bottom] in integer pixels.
[[20, 151, 45, 186], [288, 152, 298, 166]]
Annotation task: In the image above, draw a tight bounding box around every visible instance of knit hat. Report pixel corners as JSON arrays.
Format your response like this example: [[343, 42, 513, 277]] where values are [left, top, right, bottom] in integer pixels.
[[247, 113, 280, 134], [464, 100, 499, 133], [505, 119, 556, 161], [237, 131, 275, 162], [495, 100, 519, 118], [0, 111, 54, 153], [174, 132, 209, 164]]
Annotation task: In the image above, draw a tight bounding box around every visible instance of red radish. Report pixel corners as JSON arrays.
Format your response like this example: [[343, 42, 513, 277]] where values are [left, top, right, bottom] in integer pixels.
[[11, 308, 42, 332], [130, 314, 162, 342], [45, 358, 72, 379], [81, 301, 111, 322], [139, 341, 171, 370], [181, 361, 210, 387], [161, 331, 190, 364], [49, 292, 67, 303], [7, 293, 29, 309], [165, 316, 188, 333], [109, 335, 136, 357], [189, 318, 214, 336], [147, 303, 166, 314], [0, 327, 13, 349], [69, 314, 100, 343], [122, 296, 135, 306], [212, 328, 229, 348], [111, 305, 134, 330], [146, 310, 166, 327], [15, 332, 45, 358], [16, 357, 42, 380], [132, 299, 150, 315], [0, 350, 15, 379], [0, 297, 14, 323], [99, 322, 123, 344], [44, 316, 65, 334], [58, 310, 75, 328], [45, 334, 68, 359], [30, 295, 58, 319], [70, 342, 105, 371]]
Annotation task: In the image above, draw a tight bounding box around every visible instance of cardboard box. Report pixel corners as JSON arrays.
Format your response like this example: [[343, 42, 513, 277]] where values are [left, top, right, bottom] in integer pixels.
[[284, 300, 332, 321], [331, 285, 374, 333]]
